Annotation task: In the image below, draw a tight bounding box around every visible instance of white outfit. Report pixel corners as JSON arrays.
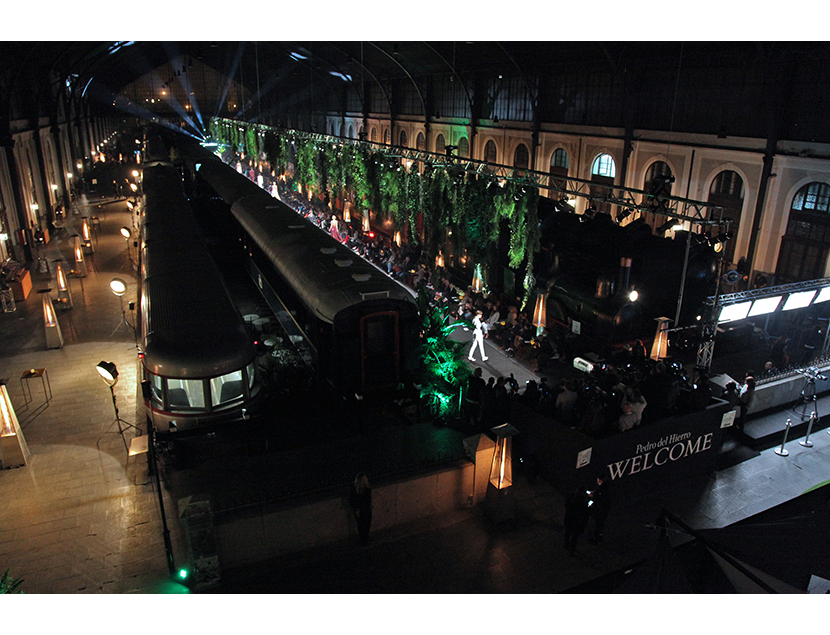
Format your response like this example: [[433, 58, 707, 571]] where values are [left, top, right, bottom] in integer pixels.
[[468, 315, 488, 362]]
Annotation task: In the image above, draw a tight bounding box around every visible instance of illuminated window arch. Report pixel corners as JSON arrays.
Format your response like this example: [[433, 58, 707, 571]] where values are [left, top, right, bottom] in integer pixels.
[[708, 170, 744, 265], [416, 132, 426, 151], [458, 137, 469, 159], [370, 127, 377, 143], [777, 182, 830, 283], [384, 128, 391, 145], [592, 153, 616, 178], [348, 125, 354, 139], [399, 129, 408, 148], [435, 133, 445, 154], [589, 153, 616, 213]]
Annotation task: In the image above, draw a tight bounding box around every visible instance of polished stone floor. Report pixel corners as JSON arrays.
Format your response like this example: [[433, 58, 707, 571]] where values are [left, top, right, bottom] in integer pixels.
[[2, 191, 829, 600]]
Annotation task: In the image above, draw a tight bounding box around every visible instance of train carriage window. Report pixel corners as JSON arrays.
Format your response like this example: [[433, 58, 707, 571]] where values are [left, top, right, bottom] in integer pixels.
[[246, 361, 256, 389], [210, 370, 245, 407], [148, 373, 163, 402], [165, 378, 206, 410]]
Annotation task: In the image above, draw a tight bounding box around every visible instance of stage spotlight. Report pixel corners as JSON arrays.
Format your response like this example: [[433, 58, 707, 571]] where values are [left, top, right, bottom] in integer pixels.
[[711, 231, 733, 253], [96, 361, 119, 386], [110, 278, 127, 296], [656, 220, 676, 235]]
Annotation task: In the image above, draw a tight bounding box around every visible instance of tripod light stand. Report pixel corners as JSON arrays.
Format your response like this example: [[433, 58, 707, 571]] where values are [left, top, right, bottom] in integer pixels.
[[96, 360, 140, 451], [109, 278, 136, 339]]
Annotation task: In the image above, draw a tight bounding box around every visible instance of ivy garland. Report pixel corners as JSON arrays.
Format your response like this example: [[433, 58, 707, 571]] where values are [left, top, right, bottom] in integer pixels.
[[219, 120, 542, 308], [295, 138, 316, 192]]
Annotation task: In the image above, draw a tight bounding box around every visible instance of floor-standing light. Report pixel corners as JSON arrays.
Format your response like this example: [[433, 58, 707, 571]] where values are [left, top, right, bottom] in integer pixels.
[[109, 277, 135, 338], [484, 423, 520, 523], [73, 235, 87, 277], [40, 288, 63, 349], [471, 264, 485, 293], [650, 316, 671, 361], [120, 227, 136, 270], [81, 217, 94, 254], [95, 361, 139, 450], [54, 261, 73, 308], [532, 291, 548, 337], [0, 383, 30, 468]]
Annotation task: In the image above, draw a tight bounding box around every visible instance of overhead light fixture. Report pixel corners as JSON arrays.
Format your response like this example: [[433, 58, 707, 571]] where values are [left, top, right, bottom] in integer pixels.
[[748, 296, 782, 317], [718, 301, 752, 323], [120, 227, 131, 239], [813, 286, 830, 304], [783, 290, 816, 311]]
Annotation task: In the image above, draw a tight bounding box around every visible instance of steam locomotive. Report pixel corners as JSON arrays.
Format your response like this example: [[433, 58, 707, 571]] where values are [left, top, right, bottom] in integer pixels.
[[536, 198, 720, 347]]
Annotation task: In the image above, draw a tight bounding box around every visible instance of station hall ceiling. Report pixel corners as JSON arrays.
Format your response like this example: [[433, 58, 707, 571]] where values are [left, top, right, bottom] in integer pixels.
[[4, 40, 830, 144]]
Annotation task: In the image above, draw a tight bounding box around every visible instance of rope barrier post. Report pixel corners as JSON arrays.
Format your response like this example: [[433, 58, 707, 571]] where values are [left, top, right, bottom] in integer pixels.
[[775, 418, 791, 456], [800, 411, 817, 448]]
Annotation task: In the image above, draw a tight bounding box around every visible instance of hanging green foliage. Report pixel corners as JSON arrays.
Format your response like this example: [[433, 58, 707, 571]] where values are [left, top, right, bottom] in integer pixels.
[[343, 145, 371, 212], [212, 119, 543, 308], [245, 127, 258, 158], [416, 288, 473, 421], [295, 138, 316, 191]]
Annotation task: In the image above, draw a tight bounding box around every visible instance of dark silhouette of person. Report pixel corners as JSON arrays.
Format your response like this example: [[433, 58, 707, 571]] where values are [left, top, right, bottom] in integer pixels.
[[588, 473, 610, 543], [563, 487, 592, 555], [349, 473, 373, 544]]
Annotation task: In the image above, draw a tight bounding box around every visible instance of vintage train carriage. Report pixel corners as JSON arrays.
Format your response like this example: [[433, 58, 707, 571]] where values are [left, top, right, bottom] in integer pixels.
[[190, 145, 421, 398], [139, 148, 261, 433]]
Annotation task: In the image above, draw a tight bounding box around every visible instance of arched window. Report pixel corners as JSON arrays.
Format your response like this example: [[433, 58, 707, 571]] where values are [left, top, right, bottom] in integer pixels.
[[339, 123, 345, 138], [348, 125, 354, 139], [458, 137, 469, 159], [513, 143, 529, 169], [384, 128, 391, 145], [484, 139, 497, 164], [589, 153, 616, 214], [370, 127, 377, 143], [399, 129, 408, 148], [550, 148, 569, 194], [708, 170, 744, 264], [642, 161, 674, 232], [591, 153, 616, 178], [551, 148, 569, 170], [776, 182, 830, 283], [435, 134, 445, 155]]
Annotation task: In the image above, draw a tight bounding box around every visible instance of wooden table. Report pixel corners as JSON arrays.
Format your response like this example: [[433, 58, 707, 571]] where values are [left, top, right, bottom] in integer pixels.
[[20, 368, 51, 407]]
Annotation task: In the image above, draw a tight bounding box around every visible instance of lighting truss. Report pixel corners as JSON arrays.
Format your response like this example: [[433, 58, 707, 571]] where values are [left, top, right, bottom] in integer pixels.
[[696, 277, 830, 374], [212, 118, 731, 228]]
